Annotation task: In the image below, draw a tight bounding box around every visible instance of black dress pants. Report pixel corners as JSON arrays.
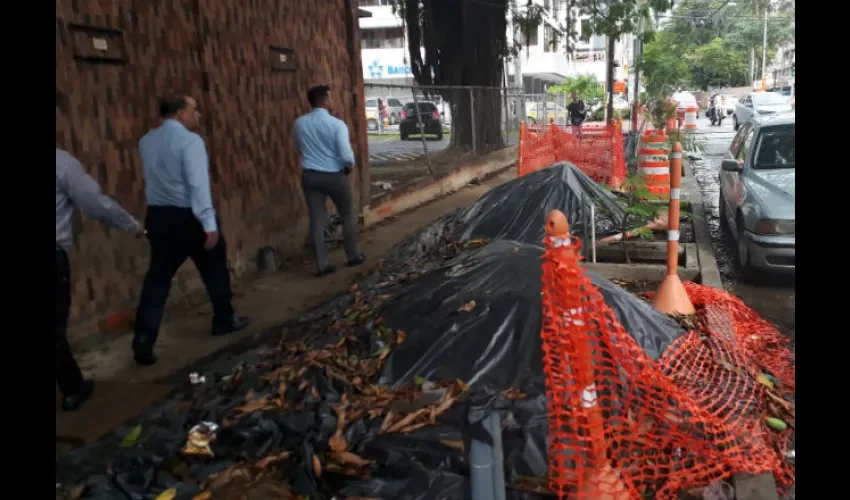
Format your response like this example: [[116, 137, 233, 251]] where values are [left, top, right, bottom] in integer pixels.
[[56, 246, 86, 397], [133, 206, 234, 351]]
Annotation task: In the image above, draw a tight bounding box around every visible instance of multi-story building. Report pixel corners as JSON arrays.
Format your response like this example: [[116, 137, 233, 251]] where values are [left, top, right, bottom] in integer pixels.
[[767, 42, 795, 92], [358, 0, 633, 95]]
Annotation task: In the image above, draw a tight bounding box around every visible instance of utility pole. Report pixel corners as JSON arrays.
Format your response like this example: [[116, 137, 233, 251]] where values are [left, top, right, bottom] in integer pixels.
[[606, 34, 615, 124], [749, 47, 755, 85], [761, 7, 768, 87]]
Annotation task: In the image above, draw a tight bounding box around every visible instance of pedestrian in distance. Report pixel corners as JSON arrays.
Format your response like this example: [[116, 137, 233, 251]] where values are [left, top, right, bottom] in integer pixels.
[[567, 93, 587, 139], [133, 92, 249, 366], [377, 97, 385, 133], [294, 85, 366, 277], [55, 91, 145, 410]]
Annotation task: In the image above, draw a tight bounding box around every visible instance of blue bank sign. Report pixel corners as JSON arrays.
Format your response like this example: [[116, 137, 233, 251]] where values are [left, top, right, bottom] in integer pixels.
[[367, 60, 412, 79]]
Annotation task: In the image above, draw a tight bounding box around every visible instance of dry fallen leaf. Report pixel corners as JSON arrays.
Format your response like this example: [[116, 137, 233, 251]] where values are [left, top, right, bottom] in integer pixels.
[[236, 395, 270, 415], [458, 300, 477, 313], [154, 488, 177, 500], [192, 493, 212, 500], [329, 433, 347, 453], [332, 450, 371, 467], [312, 454, 322, 478], [439, 439, 464, 451], [255, 451, 291, 469]]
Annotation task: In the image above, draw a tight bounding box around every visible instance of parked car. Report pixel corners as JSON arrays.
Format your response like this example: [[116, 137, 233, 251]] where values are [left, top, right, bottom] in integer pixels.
[[718, 112, 795, 276], [671, 91, 698, 113], [365, 98, 380, 132], [525, 102, 569, 125], [383, 98, 405, 124], [733, 92, 793, 131], [399, 101, 443, 140], [725, 96, 738, 116]]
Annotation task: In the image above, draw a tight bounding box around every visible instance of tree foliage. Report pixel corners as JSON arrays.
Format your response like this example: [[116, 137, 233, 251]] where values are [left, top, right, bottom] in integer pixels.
[[645, 0, 795, 90], [546, 74, 605, 102], [686, 37, 749, 90]]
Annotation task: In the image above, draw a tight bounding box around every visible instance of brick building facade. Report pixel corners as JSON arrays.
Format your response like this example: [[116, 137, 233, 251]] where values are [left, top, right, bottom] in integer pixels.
[[56, 1, 369, 340]]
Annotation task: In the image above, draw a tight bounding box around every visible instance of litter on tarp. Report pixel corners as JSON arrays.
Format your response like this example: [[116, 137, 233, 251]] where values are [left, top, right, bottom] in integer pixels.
[[182, 422, 218, 457], [188, 373, 206, 385], [702, 480, 735, 500]]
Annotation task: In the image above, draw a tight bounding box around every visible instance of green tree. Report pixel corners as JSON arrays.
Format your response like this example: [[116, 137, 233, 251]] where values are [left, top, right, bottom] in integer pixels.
[[686, 37, 749, 90], [639, 31, 690, 97], [546, 74, 605, 102]]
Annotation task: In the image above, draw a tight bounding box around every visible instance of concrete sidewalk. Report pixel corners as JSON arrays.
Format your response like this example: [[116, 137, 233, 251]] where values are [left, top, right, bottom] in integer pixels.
[[71, 169, 517, 385]]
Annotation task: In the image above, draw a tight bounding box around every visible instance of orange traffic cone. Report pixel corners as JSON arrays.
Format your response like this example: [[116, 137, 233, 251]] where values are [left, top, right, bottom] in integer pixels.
[[651, 142, 696, 315]]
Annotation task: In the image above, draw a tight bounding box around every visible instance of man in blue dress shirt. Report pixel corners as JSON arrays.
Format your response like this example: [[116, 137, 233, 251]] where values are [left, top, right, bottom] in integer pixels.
[[133, 93, 249, 365], [294, 85, 365, 277]]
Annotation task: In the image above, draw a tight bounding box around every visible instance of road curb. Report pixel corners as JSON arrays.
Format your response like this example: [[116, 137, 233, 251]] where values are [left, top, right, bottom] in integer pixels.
[[681, 156, 724, 289]]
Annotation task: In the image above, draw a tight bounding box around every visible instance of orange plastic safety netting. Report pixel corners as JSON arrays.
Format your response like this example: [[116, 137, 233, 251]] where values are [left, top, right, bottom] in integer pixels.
[[517, 122, 626, 189], [540, 233, 795, 499]]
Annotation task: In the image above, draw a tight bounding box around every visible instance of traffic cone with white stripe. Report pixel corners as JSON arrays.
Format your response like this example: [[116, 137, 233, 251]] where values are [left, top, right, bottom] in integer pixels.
[[651, 142, 696, 315]]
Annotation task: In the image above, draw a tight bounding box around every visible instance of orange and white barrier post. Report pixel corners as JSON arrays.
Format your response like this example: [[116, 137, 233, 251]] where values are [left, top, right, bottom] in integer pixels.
[[652, 142, 695, 315], [683, 107, 698, 131], [542, 211, 631, 499], [637, 131, 671, 199]]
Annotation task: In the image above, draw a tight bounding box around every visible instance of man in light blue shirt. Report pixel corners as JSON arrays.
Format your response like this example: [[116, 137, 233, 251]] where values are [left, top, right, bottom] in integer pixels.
[[294, 85, 365, 277], [133, 93, 249, 365]]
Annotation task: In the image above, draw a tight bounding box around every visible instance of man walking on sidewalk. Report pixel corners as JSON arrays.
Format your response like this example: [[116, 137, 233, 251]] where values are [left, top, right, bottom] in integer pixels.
[[56, 106, 145, 410], [294, 85, 365, 277], [133, 93, 249, 366]]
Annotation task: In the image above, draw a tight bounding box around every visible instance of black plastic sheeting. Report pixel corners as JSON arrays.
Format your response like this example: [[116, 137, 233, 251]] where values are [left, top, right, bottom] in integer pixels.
[[380, 241, 685, 391], [389, 163, 625, 264], [58, 164, 687, 500]]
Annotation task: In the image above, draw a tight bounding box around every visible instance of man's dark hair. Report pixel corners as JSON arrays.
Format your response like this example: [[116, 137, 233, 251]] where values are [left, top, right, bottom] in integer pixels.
[[307, 85, 330, 108], [159, 93, 188, 118], [56, 90, 67, 115]]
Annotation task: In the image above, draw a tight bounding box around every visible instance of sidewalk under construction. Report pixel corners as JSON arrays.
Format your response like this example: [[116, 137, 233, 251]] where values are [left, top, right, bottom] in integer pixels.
[[56, 158, 793, 500]]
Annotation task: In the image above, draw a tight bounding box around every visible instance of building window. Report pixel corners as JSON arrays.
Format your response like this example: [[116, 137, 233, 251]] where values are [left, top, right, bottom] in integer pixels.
[[544, 25, 557, 52], [358, 0, 389, 6], [524, 24, 539, 46], [360, 27, 405, 49]]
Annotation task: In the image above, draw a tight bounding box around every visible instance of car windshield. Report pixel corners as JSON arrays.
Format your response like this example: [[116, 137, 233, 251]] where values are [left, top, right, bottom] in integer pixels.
[[754, 124, 795, 169], [753, 93, 788, 106], [365, 99, 377, 107]]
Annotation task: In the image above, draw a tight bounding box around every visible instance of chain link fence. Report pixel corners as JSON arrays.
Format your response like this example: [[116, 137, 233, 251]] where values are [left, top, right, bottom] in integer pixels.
[[364, 83, 524, 199]]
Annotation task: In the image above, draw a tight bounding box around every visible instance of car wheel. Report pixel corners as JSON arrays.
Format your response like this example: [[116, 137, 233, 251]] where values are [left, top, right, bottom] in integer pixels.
[[400, 133, 408, 141], [367, 119, 378, 132], [733, 116, 739, 131], [436, 130, 444, 140], [735, 214, 761, 280]]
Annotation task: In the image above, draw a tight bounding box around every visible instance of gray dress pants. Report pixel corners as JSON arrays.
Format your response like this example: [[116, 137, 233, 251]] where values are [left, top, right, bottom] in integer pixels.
[[301, 169, 360, 271]]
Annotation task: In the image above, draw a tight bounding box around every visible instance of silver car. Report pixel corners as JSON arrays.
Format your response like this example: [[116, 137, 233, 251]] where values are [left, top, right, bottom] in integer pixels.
[[733, 92, 793, 131], [719, 113, 795, 276]]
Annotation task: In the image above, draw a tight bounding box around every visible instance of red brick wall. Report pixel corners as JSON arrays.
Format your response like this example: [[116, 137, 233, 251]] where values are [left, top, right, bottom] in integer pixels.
[[56, 0, 367, 339]]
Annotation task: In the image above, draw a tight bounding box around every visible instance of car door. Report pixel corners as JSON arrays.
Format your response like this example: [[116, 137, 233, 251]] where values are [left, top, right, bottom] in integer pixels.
[[722, 124, 756, 230], [738, 95, 754, 123]]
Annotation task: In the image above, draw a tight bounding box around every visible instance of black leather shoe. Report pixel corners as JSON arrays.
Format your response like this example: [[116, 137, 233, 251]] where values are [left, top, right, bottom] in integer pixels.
[[314, 265, 336, 278], [62, 379, 94, 412], [134, 350, 158, 366], [347, 253, 366, 267], [212, 315, 250, 336]]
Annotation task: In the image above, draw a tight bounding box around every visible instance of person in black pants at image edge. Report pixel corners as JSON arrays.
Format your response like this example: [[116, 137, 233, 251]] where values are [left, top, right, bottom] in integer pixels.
[[132, 92, 249, 366], [56, 91, 146, 410], [294, 85, 366, 277]]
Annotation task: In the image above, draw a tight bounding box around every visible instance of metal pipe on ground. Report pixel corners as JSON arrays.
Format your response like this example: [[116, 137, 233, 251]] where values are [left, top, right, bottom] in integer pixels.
[[470, 411, 506, 500]]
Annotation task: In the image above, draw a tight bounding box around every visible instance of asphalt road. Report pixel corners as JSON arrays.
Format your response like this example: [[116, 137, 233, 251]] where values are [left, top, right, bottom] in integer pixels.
[[368, 125, 450, 165], [688, 116, 795, 342]]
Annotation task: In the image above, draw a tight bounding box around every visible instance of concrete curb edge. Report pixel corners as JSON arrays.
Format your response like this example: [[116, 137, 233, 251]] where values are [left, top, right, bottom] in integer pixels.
[[682, 156, 724, 289]]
